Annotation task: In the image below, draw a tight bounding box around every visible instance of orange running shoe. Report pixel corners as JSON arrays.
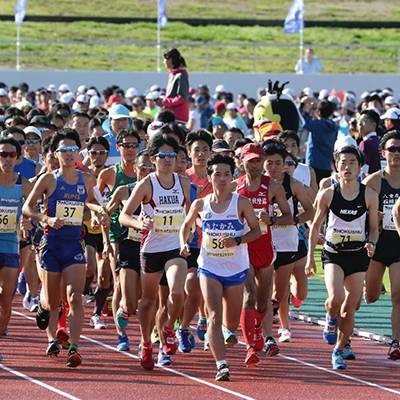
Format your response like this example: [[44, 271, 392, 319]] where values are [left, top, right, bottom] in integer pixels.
[[245, 347, 260, 368], [254, 325, 265, 352]]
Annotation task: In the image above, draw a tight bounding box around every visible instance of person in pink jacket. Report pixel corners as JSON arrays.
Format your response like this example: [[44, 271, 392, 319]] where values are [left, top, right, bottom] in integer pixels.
[[163, 48, 190, 123]]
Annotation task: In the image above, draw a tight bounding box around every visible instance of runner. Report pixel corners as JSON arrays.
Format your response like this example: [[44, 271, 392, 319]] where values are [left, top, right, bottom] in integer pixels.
[[233, 143, 292, 366], [97, 128, 140, 350], [119, 133, 191, 370], [0, 137, 32, 361], [364, 130, 400, 360], [22, 128, 110, 368], [263, 140, 314, 343], [306, 146, 378, 369], [180, 154, 261, 381]]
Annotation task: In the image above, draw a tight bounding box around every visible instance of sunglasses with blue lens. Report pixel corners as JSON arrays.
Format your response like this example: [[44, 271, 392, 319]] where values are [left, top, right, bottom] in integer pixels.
[[55, 146, 79, 153], [154, 152, 177, 159]]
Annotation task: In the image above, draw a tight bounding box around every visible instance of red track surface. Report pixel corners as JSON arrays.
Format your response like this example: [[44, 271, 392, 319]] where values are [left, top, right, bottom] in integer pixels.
[[1, 297, 400, 400]]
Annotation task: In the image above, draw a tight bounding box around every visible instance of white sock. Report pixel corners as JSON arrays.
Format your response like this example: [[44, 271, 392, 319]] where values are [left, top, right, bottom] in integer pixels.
[[216, 359, 227, 368]]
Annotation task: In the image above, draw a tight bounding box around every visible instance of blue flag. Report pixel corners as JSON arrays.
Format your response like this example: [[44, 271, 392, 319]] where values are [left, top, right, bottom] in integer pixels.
[[15, 0, 27, 26], [158, 0, 168, 28], [284, 0, 305, 34]]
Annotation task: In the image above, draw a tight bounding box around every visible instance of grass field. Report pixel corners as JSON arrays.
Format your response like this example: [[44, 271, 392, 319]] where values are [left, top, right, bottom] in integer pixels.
[[2, 0, 400, 21], [1, 20, 400, 73]]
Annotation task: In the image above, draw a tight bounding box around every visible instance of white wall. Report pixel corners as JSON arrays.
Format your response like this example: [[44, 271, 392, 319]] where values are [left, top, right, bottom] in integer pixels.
[[1, 70, 399, 98]]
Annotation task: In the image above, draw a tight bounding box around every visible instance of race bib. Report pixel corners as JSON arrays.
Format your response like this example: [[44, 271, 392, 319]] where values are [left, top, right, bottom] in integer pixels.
[[0, 206, 18, 233], [56, 200, 84, 226], [382, 204, 396, 231], [128, 216, 142, 242], [204, 231, 236, 258], [331, 227, 363, 244], [153, 206, 184, 234]]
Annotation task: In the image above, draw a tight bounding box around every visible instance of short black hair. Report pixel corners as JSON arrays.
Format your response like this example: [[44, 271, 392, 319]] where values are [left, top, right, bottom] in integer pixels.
[[133, 118, 145, 132], [0, 137, 22, 157], [185, 130, 213, 150], [334, 147, 365, 166], [381, 130, 400, 150], [41, 134, 54, 155], [262, 139, 288, 160], [71, 111, 90, 122], [27, 108, 45, 122], [233, 138, 253, 151], [167, 122, 185, 144], [4, 107, 24, 119], [317, 100, 334, 119], [50, 128, 81, 152], [116, 128, 141, 144], [227, 127, 245, 138], [3, 126, 26, 139], [157, 109, 176, 123], [178, 144, 188, 158], [87, 136, 110, 152], [89, 117, 102, 131], [48, 112, 65, 125], [360, 109, 380, 129], [285, 152, 299, 167], [164, 48, 187, 69], [278, 130, 300, 148], [206, 154, 235, 176], [147, 133, 180, 156], [136, 150, 150, 164], [53, 103, 71, 116]]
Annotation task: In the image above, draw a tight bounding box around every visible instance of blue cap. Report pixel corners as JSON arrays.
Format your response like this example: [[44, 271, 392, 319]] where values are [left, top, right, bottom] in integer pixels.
[[195, 95, 207, 106], [212, 116, 225, 127], [102, 104, 132, 134]]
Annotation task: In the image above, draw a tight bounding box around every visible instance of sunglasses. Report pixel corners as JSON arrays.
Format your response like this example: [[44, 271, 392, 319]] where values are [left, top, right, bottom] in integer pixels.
[[235, 154, 241, 160], [0, 151, 18, 158], [385, 146, 400, 153], [154, 152, 177, 159], [17, 139, 26, 146], [284, 160, 297, 167], [137, 165, 155, 171], [89, 149, 108, 155], [118, 142, 140, 149], [26, 138, 41, 144], [263, 142, 286, 151], [55, 146, 79, 153]]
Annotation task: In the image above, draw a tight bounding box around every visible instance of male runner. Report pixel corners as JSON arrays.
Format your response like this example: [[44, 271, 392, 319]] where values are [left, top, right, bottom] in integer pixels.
[[0, 137, 32, 361], [233, 143, 292, 366], [97, 128, 139, 350], [120, 133, 191, 370], [23, 128, 110, 368], [306, 146, 378, 369], [180, 154, 261, 381], [364, 130, 400, 360]]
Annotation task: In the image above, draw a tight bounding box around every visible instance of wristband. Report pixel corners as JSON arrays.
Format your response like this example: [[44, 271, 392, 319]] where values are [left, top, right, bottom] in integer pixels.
[[270, 216, 277, 226], [98, 204, 108, 214], [367, 241, 376, 248]]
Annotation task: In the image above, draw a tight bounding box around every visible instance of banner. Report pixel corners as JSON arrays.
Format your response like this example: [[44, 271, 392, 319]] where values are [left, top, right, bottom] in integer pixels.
[[15, 0, 27, 26], [284, 0, 304, 34], [158, 0, 168, 28]]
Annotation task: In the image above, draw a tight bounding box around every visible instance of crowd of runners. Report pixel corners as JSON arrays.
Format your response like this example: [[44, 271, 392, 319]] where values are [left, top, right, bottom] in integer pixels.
[[1, 66, 400, 381]]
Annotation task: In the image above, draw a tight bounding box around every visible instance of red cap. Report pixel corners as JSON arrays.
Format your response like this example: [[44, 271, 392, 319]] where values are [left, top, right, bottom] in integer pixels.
[[214, 101, 226, 112], [241, 143, 266, 161], [107, 94, 120, 106]]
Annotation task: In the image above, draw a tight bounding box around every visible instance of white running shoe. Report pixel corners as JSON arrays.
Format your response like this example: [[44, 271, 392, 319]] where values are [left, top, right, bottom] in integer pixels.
[[22, 292, 33, 310], [279, 328, 292, 343], [30, 296, 40, 313], [82, 294, 91, 307], [90, 314, 108, 330]]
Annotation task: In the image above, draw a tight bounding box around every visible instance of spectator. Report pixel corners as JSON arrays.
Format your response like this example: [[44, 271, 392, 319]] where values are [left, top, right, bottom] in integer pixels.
[[186, 97, 201, 131], [163, 48, 190, 122], [236, 93, 247, 114], [303, 99, 337, 184], [223, 103, 249, 136], [295, 48, 324, 75], [358, 109, 381, 174], [37, 89, 50, 113]]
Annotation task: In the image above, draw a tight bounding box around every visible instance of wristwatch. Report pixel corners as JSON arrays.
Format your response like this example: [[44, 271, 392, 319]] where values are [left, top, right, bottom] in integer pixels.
[[270, 216, 277, 226], [235, 237, 242, 246]]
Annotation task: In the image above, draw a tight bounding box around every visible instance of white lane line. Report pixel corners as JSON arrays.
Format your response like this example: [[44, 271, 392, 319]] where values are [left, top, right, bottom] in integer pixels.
[[0, 363, 82, 400], [12, 310, 255, 400]]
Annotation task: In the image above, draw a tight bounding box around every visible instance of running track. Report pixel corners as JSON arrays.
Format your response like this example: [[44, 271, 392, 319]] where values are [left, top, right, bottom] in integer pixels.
[[1, 298, 400, 400]]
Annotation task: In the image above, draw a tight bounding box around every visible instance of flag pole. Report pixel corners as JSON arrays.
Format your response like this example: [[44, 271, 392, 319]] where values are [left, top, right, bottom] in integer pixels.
[[157, 9, 161, 73], [16, 23, 21, 71], [299, 28, 303, 74]]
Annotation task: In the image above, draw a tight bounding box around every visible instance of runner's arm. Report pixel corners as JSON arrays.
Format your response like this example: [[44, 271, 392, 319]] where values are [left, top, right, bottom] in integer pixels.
[[107, 186, 129, 216], [180, 199, 203, 256], [393, 196, 400, 237], [270, 179, 293, 226], [292, 178, 315, 225], [365, 187, 379, 257]]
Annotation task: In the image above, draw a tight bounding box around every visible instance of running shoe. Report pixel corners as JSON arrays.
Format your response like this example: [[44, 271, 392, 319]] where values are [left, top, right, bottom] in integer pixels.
[[138, 343, 155, 370], [223, 327, 238, 347], [116, 307, 130, 330], [265, 337, 280, 356], [36, 302, 50, 330], [196, 318, 207, 341], [90, 314, 108, 330], [46, 340, 60, 358], [332, 349, 347, 369], [81, 294, 91, 307], [151, 326, 160, 344], [254, 325, 265, 352], [56, 328, 70, 350], [204, 334, 209, 351], [323, 314, 338, 345], [174, 319, 180, 330], [215, 364, 230, 381], [102, 295, 113, 317], [245, 347, 259, 368], [3, 327, 8, 336], [157, 349, 172, 366], [30, 296, 40, 313], [67, 348, 82, 368], [381, 283, 387, 295], [343, 342, 356, 360], [189, 331, 196, 349], [117, 333, 130, 352], [279, 328, 292, 343], [272, 300, 280, 316], [177, 328, 193, 353], [0, 352, 3, 361], [22, 291, 32, 310], [162, 327, 177, 355], [17, 272, 26, 295], [388, 340, 400, 361], [291, 294, 303, 308], [273, 315, 281, 325]]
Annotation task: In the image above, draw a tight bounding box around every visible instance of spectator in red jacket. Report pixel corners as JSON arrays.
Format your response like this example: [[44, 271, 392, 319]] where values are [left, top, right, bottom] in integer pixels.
[[163, 48, 190, 123]]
